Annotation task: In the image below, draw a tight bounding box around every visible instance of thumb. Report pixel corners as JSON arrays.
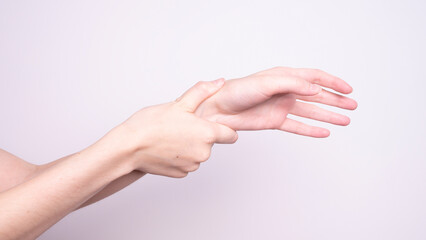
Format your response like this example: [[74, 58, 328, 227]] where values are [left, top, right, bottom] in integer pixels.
[[175, 78, 225, 112], [210, 122, 239, 144]]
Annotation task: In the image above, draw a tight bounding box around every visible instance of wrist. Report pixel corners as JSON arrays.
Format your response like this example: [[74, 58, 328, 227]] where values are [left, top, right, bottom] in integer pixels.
[[84, 128, 137, 177], [194, 100, 221, 122]]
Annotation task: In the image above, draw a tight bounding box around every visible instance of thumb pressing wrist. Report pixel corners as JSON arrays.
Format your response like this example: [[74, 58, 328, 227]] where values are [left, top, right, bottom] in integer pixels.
[[174, 78, 226, 112]]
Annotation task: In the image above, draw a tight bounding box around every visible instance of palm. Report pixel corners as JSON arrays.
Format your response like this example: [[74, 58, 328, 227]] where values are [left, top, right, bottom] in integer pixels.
[[196, 67, 358, 137], [198, 76, 297, 130]]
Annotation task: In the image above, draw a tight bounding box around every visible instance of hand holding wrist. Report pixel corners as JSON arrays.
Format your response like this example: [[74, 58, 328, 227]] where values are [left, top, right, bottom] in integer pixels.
[[98, 79, 238, 178]]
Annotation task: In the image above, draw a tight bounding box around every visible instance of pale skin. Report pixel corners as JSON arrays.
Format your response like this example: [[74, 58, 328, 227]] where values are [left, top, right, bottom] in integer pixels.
[[0, 67, 357, 239]]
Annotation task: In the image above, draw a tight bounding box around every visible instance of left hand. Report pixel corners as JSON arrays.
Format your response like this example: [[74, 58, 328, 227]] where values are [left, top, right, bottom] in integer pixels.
[[101, 79, 238, 178], [195, 66, 358, 138]]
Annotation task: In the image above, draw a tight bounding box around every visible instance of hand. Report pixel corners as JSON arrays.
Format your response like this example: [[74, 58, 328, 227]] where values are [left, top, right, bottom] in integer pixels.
[[195, 67, 358, 138], [102, 79, 238, 178]]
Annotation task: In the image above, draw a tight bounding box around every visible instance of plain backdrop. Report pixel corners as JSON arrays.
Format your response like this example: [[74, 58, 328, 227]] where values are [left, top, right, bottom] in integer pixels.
[[1, 0, 425, 239]]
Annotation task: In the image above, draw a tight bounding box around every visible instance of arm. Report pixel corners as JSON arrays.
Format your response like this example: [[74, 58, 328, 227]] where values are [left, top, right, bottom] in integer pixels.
[[78, 66, 359, 205], [35, 154, 147, 210], [0, 140, 133, 240], [2, 66, 358, 216], [0, 66, 358, 238], [0, 79, 237, 239], [0, 149, 38, 192], [0, 149, 145, 210], [72, 67, 358, 208]]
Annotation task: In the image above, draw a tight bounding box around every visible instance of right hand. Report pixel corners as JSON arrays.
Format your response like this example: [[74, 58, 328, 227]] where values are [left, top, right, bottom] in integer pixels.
[[101, 79, 238, 178], [195, 67, 358, 137]]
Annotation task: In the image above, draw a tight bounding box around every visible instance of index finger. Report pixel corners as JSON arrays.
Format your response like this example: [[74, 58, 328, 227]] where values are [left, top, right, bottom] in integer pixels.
[[290, 68, 353, 94]]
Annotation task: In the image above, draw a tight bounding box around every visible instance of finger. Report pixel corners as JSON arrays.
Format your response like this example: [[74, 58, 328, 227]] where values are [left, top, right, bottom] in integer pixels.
[[210, 123, 239, 144], [175, 78, 225, 112], [150, 168, 188, 178], [289, 101, 351, 126], [291, 68, 353, 94], [263, 76, 322, 97], [181, 163, 201, 172], [295, 89, 358, 110], [278, 118, 330, 138], [169, 170, 189, 178]]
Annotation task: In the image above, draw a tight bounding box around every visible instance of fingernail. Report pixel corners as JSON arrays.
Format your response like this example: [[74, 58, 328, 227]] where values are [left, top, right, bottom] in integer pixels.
[[213, 78, 225, 86]]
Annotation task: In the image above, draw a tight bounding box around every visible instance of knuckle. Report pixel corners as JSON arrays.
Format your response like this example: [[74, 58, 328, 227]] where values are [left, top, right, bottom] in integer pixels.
[[185, 163, 200, 172], [195, 81, 210, 93], [204, 129, 216, 143], [310, 68, 324, 75], [316, 89, 325, 100], [198, 150, 211, 162], [290, 77, 306, 89]]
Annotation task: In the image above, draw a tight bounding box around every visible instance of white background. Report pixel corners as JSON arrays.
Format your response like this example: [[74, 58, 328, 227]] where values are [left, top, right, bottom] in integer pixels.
[[1, 0, 425, 239]]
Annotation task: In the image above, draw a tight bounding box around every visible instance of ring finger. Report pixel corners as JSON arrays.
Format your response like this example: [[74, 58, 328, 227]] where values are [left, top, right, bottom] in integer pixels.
[[289, 101, 351, 126]]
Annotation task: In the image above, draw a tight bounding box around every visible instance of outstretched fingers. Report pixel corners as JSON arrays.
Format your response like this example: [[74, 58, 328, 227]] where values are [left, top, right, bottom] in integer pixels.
[[278, 118, 330, 138], [296, 89, 358, 110], [291, 68, 353, 94], [289, 101, 351, 126]]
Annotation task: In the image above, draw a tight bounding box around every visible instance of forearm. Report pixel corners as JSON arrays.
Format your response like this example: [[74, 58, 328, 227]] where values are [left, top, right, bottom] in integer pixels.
[[37, 157, 146, 210], [0, 140, 133, 240], [0, 149, 38, 192], [77, 170, 146, 209]]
